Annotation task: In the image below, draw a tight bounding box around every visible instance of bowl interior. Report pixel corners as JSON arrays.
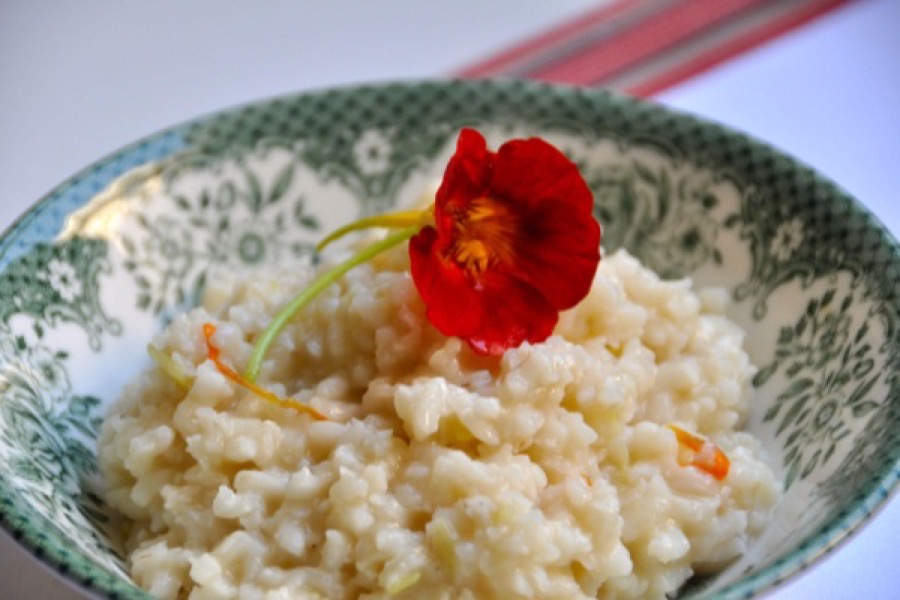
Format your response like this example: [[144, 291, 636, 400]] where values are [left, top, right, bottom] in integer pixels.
[[0, 80, 898, 599]]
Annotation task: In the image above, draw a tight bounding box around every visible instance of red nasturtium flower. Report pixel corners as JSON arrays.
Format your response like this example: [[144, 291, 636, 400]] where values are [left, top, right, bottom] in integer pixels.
[[409, 128, 602, 355], [241, 128, 603, 385]]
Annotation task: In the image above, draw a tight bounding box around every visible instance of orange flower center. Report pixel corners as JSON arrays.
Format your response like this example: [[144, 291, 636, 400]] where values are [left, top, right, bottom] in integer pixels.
[[446, 197, 517, 276]]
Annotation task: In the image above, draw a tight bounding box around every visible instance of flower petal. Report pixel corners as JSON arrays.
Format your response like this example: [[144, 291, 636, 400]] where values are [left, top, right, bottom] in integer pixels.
[[410, 226, 557, 355], [409, 226, 482, 337], [435, 128, 492, 225], [465, 273, 558, 355], [513, 198, 601, 310], [492, 136, 594, 215], [489, 135, 601, 309]]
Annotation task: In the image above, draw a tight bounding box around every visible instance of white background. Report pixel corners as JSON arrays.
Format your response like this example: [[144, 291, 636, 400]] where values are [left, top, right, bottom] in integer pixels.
[[1, 1, 898, 598]]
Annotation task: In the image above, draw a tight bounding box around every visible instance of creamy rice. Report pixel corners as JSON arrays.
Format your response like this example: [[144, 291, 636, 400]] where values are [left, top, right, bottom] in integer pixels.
[[99, 246, 780, 600]]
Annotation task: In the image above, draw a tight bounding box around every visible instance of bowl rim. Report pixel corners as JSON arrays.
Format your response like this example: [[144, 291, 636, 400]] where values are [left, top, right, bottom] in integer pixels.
[[0, 78, 898, 600]]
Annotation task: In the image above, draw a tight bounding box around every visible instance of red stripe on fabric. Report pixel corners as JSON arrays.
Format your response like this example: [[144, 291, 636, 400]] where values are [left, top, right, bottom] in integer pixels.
[[625, 0, 850, 96], [528, 0, 768, 85], [456, 0, 647, 78]]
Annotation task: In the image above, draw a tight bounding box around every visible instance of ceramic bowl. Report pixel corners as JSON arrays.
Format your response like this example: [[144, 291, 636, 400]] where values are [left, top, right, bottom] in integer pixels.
[[0, 80, 897, 599]]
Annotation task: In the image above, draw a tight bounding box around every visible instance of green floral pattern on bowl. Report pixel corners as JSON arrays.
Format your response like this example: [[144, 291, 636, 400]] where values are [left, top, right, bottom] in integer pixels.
[[0, 80, 897, 599]]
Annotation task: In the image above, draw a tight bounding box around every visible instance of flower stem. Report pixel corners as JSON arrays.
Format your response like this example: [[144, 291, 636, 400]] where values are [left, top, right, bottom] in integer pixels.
[[204, 323, 327, 420], [244, 226, 419, 382], [316, 210, 425, 252]]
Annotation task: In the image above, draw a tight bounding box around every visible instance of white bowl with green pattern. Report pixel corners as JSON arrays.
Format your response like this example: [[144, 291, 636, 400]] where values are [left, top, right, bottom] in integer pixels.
[[0, 80, 897, 599]]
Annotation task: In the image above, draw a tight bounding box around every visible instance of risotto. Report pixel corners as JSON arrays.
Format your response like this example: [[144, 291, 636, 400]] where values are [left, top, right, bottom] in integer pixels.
[[98, 246, 780, 599]]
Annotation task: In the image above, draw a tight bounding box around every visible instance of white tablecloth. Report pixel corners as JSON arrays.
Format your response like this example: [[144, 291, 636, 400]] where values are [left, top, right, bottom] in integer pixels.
[[1, 1, 897, 597]]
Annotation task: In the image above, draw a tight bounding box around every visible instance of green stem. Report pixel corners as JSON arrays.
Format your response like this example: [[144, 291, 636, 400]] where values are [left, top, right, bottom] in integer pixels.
[[316, 210, 424, 252], [244, 226, 419, 382]]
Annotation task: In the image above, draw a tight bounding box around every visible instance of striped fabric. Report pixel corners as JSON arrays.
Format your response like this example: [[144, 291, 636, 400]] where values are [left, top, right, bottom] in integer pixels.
[[456, 0, 851, 96]]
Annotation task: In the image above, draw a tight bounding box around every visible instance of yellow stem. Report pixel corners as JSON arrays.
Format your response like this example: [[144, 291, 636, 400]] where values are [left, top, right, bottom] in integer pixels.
[[316, 209, 425, 252]]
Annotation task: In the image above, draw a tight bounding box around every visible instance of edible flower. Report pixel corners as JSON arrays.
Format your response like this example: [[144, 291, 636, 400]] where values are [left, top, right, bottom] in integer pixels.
[[410, 128, 601, 354], [668, 424, 730, 480], [243, 128, 601, 381]]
